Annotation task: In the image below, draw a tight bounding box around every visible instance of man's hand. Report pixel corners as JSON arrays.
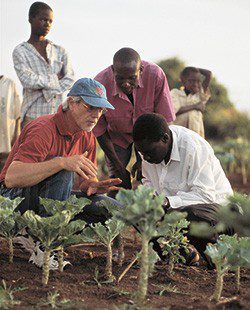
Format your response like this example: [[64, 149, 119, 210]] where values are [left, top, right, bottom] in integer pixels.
[[85, 178, 122, 196], [61, 152, 98, 180], [131, 161, 142, 181], [195, 102, 206, 113]]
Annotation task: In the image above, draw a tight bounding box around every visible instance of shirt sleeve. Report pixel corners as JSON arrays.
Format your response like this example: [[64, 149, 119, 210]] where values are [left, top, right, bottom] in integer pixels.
[[154, 68, 176, 122], [57, 48, 74, 93], [12, 47, 60, 91], [13, 128, 52, 163], [93, 114, 108, 138], [167, 146, 218, 209]]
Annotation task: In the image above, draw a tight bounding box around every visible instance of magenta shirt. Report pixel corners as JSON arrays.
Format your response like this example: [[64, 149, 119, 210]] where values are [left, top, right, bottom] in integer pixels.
[[93, 60, 175, 149]]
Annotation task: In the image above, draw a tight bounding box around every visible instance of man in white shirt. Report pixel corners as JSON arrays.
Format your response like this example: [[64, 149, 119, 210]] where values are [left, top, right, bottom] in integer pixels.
[[133, 113, 233, 264]]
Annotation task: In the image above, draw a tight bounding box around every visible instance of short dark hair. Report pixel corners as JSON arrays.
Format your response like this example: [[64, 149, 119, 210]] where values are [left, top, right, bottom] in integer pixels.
[[180, 67, 199, 79], [29, 2, 52, 19], [133, 113, 169, 142], [113, 48, 141, 66]]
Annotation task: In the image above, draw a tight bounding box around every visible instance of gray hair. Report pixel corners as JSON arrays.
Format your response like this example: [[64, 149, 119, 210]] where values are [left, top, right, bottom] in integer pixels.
[[62, 96, 82, 111]]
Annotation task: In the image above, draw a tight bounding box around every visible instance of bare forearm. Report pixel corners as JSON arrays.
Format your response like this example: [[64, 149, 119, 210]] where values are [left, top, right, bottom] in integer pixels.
[[176, 104, 200, 116], [97, 132, 122, 169], [198, 68, 212, 92], [5, 158, 64, 188]]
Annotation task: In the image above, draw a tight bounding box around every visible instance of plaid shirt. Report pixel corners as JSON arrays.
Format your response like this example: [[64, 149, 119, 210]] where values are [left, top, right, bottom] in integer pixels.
[[13, 41, 74, 121]]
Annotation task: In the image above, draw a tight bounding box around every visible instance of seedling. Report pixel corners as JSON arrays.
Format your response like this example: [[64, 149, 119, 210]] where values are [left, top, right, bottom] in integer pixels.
[[115, 185, 165, 305], [20, 196, 91, 285], [157, 215, 189, 274], [205, 234, 250, 301], [36, 290, 76, 309], [0, 196, 24, 263], [0, 279, 26, 309]]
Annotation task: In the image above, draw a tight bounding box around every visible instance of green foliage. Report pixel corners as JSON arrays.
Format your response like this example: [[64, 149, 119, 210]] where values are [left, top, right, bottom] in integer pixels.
[[205, 234, 250, 301], [217, 193, 250, 237], [115, 185, 165, 238], [36, 291, 76, 309], [0, 196, 25, 262], [158, 216, 189, 273], [0, 280, 26, 309]]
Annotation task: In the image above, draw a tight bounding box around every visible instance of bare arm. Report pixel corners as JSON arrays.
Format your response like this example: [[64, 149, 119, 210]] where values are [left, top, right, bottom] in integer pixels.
[[176, 102, 205, 116], [97, 131, 131, 189], [198, 68, 212, 93], [5, 153, 97, 188]]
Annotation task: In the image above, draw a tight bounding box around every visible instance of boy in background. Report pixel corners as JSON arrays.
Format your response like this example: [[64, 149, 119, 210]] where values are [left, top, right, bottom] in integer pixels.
[[171, 67, 212, 138]]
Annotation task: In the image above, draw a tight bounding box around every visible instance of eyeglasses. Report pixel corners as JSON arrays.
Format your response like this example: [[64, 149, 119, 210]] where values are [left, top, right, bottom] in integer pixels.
[[77, 100, 107, 114]]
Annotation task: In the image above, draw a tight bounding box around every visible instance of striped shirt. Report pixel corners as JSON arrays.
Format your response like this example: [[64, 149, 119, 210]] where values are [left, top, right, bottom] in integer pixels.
[[13, 41, 74, 121]]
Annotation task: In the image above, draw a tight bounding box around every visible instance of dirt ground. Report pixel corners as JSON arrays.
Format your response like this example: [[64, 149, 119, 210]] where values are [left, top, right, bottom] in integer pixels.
[[0, 175, 249, 309], [0, 232, 250, 310]]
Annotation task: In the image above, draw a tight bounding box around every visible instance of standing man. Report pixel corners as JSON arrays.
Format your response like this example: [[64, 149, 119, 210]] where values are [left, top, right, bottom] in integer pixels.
[[0, 76, 21, 171], [0, 78, 121, 269], [171, 67, 212, 138], [94, 48, 175, 193], [13, 1, 74, 127]]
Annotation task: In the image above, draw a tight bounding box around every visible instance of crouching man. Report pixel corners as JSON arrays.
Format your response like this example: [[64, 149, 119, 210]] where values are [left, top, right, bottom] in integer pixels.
[[132, 113, 233, 266], [0, 78, 121, 269]]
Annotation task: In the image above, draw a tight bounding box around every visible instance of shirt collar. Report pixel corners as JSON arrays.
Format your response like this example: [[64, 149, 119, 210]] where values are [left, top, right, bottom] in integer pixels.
[[53, 105, 83, 137], [161, 129, 180, 165]]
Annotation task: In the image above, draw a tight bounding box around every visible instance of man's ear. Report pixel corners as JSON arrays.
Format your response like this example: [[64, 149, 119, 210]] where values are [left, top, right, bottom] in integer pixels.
[[140, 64, 144, 74], [67, 97, 74, 110], [161, 133, 170, 143]]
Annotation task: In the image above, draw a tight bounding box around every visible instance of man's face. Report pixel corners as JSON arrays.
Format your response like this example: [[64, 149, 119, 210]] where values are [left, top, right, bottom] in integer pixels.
[[113, 61, 141, 95], [29, 9, 53, 37], [182, 72, 201, 94], [135, 136, 170, 164], [69, 98, 103, 132]]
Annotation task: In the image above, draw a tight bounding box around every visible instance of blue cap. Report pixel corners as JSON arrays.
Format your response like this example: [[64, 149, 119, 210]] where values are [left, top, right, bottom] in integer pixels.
[[67, 78, 114, 110]]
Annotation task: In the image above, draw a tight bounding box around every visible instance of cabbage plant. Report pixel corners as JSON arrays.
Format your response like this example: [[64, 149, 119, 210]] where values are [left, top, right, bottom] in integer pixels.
[[0, 196, 24, 263], [115, 185, 165, 305], [205, 234, 250, 301], [20, 196, 91, 285]]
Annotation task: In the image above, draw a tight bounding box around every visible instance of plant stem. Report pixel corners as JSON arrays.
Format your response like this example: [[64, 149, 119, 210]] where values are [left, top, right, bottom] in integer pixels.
[[136, 233, 149, 305], [212, 271, 224, 302], [42, 249, 51, 285], [235, 267, 240, 293], [117, 234, 124, 267], [58, 247, 64, 273], [9, 238, 13, 263], [105, 242, 114, 281], [168, 255, 174, 275]]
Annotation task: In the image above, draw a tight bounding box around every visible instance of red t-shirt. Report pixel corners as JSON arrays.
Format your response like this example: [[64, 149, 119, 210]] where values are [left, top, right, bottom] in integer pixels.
[[0, 106, 96, 184]]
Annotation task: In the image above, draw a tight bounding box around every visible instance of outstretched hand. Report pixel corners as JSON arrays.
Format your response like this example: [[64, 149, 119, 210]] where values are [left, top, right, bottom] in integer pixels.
[[85, 178, 122, 196]]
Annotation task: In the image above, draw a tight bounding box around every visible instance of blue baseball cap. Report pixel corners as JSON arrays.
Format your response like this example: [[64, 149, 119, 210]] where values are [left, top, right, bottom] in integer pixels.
[[67, 78, 114, 110]]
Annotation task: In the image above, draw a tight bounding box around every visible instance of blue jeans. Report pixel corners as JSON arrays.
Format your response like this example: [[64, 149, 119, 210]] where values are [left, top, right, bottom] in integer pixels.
[[0, 170, 121, 223]]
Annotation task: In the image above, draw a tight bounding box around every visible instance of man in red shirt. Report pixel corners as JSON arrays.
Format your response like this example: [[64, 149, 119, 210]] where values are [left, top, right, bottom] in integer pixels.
[[0, 78, 121, 269], [94, 48, 175, 194]]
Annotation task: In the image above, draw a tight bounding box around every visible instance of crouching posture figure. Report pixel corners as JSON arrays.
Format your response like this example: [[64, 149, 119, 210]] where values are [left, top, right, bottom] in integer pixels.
[[132, 113, 233, 265], [0, 78, 121, 269]]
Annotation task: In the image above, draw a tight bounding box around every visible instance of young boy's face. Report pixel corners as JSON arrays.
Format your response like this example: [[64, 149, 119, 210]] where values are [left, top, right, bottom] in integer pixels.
[[181, 72, 201, 94]]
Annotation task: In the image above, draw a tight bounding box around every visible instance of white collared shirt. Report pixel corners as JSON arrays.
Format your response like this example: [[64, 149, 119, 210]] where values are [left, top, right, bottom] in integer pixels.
[[141, 125, 233, 209]]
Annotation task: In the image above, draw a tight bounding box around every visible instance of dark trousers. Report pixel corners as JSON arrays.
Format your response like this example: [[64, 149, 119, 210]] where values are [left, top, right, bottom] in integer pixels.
[[0, 170, 119, 224]]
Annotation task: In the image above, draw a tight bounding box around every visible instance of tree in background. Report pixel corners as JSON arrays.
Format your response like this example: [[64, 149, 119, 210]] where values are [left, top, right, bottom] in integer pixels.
[[157, 57, 250, 140]]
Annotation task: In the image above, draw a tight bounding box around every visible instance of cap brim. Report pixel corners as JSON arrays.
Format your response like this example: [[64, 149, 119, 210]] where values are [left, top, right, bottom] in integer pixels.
[[80, 96, 114, 110]]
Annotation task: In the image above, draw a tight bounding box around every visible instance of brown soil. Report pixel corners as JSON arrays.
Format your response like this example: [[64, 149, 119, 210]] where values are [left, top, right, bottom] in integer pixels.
[[0, 232, 249, 310]]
